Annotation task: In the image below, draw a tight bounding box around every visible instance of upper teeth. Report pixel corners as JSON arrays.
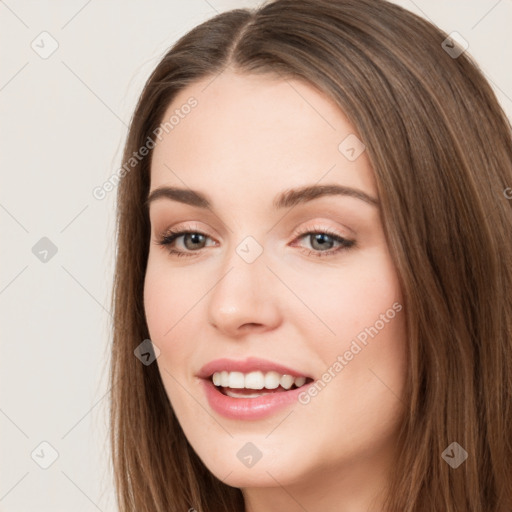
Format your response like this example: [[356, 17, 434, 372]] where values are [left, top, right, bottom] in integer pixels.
[[212, 371, 306, 390]]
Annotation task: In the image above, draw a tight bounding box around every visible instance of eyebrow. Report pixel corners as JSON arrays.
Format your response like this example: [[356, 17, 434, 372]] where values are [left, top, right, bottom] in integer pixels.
[[145, 183, 379, 210]]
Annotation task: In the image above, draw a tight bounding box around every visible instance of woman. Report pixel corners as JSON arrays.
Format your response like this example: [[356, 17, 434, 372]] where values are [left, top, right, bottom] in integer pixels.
[[109, 0, 512, 510]]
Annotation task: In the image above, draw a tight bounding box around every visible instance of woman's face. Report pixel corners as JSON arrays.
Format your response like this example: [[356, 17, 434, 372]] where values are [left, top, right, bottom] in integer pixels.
[[144, 70, 407, 498]]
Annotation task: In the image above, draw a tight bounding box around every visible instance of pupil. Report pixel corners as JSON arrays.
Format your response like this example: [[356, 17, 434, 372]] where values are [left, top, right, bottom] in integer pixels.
[[186, 233, 204, 249], [312, 233, 333, 250]]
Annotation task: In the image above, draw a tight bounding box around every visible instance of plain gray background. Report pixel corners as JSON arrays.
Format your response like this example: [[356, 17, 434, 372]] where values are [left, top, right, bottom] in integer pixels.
[[1, 0, 511, 510]]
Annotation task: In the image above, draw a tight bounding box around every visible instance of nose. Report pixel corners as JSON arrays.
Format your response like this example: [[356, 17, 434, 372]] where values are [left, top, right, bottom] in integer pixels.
[[207, 244, 282, 337]]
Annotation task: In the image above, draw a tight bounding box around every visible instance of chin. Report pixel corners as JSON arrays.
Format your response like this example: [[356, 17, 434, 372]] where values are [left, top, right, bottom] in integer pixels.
[[188, 435, 313, 489]]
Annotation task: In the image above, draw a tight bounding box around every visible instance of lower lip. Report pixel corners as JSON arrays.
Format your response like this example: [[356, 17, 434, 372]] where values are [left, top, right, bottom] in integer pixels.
[[201, 378, 309, 420]]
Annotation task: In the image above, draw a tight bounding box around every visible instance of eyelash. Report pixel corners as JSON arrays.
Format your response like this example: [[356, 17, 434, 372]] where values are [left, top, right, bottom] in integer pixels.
[[156, 224, 356, 259]]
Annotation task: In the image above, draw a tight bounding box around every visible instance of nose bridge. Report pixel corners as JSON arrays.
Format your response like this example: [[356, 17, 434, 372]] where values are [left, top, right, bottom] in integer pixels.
[[206, 232, 281, 333]]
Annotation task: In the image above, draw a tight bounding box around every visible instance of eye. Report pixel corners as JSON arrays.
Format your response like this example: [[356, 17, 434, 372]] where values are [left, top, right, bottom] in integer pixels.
[[291, 224, 356, 258], [155, 224, 356, 258], [155, 227, 215, 258]]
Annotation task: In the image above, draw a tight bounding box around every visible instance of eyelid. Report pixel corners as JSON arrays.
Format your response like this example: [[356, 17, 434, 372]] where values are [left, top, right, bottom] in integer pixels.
[[291, 222, 352, 240], [159, 217, 353, 235], [158, 221, 212, 239], [157, 221, 351, 244], [156, 220, 356, 260]]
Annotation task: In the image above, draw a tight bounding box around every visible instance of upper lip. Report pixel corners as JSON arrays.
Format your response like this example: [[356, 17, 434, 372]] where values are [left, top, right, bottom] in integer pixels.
[[197, 357, 312, 380]]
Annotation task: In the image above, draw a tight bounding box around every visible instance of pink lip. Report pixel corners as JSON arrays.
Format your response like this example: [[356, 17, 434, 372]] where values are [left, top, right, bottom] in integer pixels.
[[197, 357, 314, 420], [201, 379, 313, 420], [197, 356, 311, 379]]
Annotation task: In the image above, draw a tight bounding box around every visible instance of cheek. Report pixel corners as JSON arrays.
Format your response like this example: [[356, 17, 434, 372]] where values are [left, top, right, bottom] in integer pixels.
[[337, 253, 405, 382], [289, 247, 401, 344], [302, 246, 406, 407], [143, 261, 196, 409], [143, 255, 201, 340]]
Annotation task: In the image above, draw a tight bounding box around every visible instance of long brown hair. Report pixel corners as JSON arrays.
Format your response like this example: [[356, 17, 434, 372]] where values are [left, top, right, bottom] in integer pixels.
[[109, 0, 512, 510]]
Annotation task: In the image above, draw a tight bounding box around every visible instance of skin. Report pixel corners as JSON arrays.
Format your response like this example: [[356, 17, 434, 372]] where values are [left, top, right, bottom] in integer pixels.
[[144, 69, 408, 512]]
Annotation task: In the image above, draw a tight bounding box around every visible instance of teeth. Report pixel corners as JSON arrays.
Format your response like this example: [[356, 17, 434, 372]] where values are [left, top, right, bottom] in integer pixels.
[[294, 376, 306, 387], [245, 371, 264, 389], [264, 371, 281, 389], [211, 370, 308, 390], [280, 374, 295, 390], [225, 390, 268, 398], [228, 371, 245, 389]]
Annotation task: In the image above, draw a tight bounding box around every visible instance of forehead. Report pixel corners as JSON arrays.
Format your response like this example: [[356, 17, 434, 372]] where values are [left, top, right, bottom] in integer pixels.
[[149, 70, 376, 203]]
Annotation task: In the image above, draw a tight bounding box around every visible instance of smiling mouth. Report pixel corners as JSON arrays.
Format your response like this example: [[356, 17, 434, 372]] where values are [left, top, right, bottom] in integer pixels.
[[210, 370, 314, 398]]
